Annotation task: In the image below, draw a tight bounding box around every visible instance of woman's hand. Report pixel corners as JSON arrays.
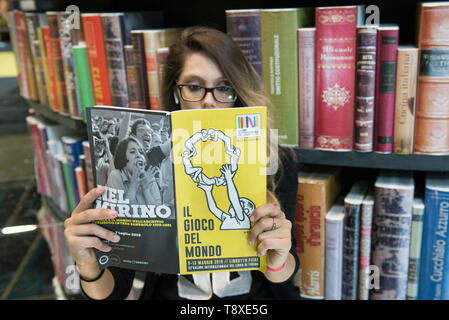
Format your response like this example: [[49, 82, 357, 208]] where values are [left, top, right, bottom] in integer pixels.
[[64, 187, 120, 277], [247, 203, 294, 281]]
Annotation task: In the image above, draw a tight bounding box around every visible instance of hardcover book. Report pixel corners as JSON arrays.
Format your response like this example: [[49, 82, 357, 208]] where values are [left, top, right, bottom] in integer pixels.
[[407, 195, 424, 300], [418, 172, 449, 300], [414, 2, 449, 154], [370, 170, 414, 300], [314, 6, 358, 151], [87, 106, 267, 274], [373, 25, 399, 153]]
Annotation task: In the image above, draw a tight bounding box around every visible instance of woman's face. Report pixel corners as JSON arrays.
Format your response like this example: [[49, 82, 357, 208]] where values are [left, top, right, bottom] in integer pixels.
[[125, 140, 147, 173], [176, 52, 235, 110]]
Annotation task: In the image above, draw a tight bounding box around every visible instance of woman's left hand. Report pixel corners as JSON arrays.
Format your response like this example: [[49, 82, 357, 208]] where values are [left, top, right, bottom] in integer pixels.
[[247, 203, 292, 271]]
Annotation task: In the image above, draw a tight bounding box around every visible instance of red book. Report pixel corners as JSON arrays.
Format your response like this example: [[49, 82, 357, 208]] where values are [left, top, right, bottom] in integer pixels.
[[314, 6, 358, 151], [81, 14, 112, 106], [43, 26, 59, 111], [373, 25, 399, 153]]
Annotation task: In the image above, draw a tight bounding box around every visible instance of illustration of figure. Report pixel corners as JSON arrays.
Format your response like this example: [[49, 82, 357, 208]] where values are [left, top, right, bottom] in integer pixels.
[[197, 163, 255, 230]]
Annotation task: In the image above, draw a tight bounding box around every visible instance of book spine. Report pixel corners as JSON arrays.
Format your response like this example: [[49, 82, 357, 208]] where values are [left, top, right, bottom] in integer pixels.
[[124, 44, 141, 109], [357, 194, 374, 300], [59, 12, 81, 119], [226, 9, 262, 75], [25, 13, 45, 104], [75, 166, 87, 199], [342, 202, 361, 300], [406, 198, 424, 300], [81, 14, 112, 106], [143, 30, 164, 110], [261, 8, 313, 146], [7, 12, 21, 94], [72, 44, 95, 123], [354, 26, 377, 152], [14, 11, 30, 99], [325, 213, 344, 300], [371, 181, 414, 299], [43, 26, 59, 111], [418, 187, 449, 300], [47, 12, 69, 114], [62, 139, 83, 206], [314, 6, 358, 151], [21, 11, 38, 101], [82, 141, 94, 192], [393, 47, 418, 154], [60, 155, 76, 212], [414, 4, 449, 154], [131, 31, 150, 109], [298, 28, 315, 149], [101, 14, 129, 108], [373, 27, 399, 153], [34, 33, 49, 106]]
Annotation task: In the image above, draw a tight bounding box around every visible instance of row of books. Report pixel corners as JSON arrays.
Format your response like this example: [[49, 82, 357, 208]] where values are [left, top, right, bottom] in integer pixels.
[[26, 110, 94, 215], [226, 3, 449, 155], [294, 166, 449, 300], [7, 9, 180, 120]]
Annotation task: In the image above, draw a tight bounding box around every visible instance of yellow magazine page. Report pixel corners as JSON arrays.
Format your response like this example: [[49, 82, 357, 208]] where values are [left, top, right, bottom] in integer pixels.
[[171, 106, 267, 274]]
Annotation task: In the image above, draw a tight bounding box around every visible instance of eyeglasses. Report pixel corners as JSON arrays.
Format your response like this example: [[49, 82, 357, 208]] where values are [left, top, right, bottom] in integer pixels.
[[176, 83, 238, 103]]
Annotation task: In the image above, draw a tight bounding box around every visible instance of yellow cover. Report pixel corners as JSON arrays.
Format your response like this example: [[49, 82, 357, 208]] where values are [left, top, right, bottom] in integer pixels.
[[172, 106, 267, 274]]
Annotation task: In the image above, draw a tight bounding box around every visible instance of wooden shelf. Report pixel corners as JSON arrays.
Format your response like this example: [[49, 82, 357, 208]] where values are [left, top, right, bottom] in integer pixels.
[[27, 99, 86, 132], [295, 148, 449, 172]]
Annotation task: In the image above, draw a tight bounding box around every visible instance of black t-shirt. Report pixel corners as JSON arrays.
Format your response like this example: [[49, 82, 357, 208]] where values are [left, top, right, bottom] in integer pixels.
[[84, 147, 300, 300]]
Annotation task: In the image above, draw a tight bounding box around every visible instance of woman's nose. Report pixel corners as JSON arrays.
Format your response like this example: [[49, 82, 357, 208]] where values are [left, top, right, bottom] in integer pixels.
[[201, 91, 217, 109]]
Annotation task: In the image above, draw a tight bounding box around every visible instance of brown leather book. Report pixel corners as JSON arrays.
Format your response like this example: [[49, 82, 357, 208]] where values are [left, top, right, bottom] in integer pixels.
[[414, 2, 449, 154]]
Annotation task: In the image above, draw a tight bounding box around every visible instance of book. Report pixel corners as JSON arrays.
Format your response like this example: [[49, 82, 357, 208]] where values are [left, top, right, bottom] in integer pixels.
[[298, 27, 315, 149], [61, 135, 85, 210], [414, 2, 449, 154], [81, 14, 112, 106], [36, 27, 51, 107], [260, 8, 313, 146], [418, 172, 449, 300], [72, 43, 95, 122], [357, 187, 374, 300], [370, 170, 414, 300], [294, 166, 341, 299], [393, 46, 419, 154], [131, 30, 150, 109], [226, 9, 262, 76], [354, 26, 377, 152], [325, 197, 345, 300], [342, 180, 370, 300], [43, 25, 59, 111], [87, 106, 268, 274], [124, 44, 140, 109], [314, 6, 358, 151], [13, 11, 31, 99], [373, 25, 399, 153], [406, 195, 424, 300]]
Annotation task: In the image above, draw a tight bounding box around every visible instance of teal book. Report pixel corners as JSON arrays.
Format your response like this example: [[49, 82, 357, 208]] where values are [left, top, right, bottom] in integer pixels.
[[260, 8, 313, 146]]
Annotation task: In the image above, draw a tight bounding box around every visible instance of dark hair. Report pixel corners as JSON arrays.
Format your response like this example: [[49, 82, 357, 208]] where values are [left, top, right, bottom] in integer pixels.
[[113, 136, 144, 170], [161, 26, 268, 111], [130, 118, 151, 137]]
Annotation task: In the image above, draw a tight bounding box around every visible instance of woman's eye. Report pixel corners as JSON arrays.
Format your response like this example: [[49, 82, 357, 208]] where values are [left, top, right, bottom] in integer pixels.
[[187, 85, 202, 92], [216, 86, 232, 92]]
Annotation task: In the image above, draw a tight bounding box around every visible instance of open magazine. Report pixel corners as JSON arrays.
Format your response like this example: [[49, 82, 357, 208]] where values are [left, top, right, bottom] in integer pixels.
[[86, 106, 267, 274]]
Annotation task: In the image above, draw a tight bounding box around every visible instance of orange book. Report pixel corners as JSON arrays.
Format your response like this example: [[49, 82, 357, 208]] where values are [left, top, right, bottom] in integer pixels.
[[43, 26, 59, 111], [414, 2, 449, 154], [294, 166, 341, 299], [81, 14, 112, 106], [75, 166, 87, 198]]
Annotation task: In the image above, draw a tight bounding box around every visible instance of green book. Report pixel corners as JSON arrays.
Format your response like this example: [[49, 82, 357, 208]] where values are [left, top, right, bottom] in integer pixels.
[[61, 154, 76, 212], [73, 42, 95, 123], [260, 8, 313, 146]]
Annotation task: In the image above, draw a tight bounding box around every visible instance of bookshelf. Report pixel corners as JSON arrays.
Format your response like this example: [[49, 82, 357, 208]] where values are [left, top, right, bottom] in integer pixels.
[[27, 100, 85, 131]]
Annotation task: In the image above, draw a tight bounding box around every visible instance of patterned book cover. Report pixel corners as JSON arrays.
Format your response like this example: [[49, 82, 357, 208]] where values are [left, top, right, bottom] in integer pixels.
[[342, 180, 369, 300], [261, 8, 313, 146], [418, 172, 449, 299], [47, 12, 69, 114], [101, 13, 129, 108], [414, 3, 449, 154], [393, 46, 418, 154], [226, 9, 262, 76], [81, 13, 112, 106], [357, 187, 374, 300], [295, 166, 341, 299], [298, 27, 315, 149], [314, 6, 358, 151], [371, 171, 414, 300], [406, 196, 424, 300], [373, 25, 399, 153], [325, 197, 345, 300], [354, 26, 377, 152]]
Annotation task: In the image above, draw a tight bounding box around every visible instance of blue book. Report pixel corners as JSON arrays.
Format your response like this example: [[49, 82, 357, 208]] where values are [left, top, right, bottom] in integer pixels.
[[418, 172, 449, 300], [61, 135, 84, 208]]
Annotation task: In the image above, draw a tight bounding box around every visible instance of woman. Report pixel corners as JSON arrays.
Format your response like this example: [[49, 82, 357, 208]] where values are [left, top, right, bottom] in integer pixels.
[[64, 26, 299, 300]]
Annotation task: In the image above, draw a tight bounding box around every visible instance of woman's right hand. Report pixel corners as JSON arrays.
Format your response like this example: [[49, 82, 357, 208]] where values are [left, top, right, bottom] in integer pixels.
[[64, 186, 120, 277]]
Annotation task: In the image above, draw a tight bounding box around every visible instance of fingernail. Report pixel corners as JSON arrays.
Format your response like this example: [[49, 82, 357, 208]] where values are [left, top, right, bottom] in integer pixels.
[[248, 239, 253, 246], [113, 234, 120, 242]]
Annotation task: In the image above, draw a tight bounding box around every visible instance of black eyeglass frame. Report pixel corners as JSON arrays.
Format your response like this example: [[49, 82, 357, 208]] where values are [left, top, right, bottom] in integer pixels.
[[175, 83, 238, 103]]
